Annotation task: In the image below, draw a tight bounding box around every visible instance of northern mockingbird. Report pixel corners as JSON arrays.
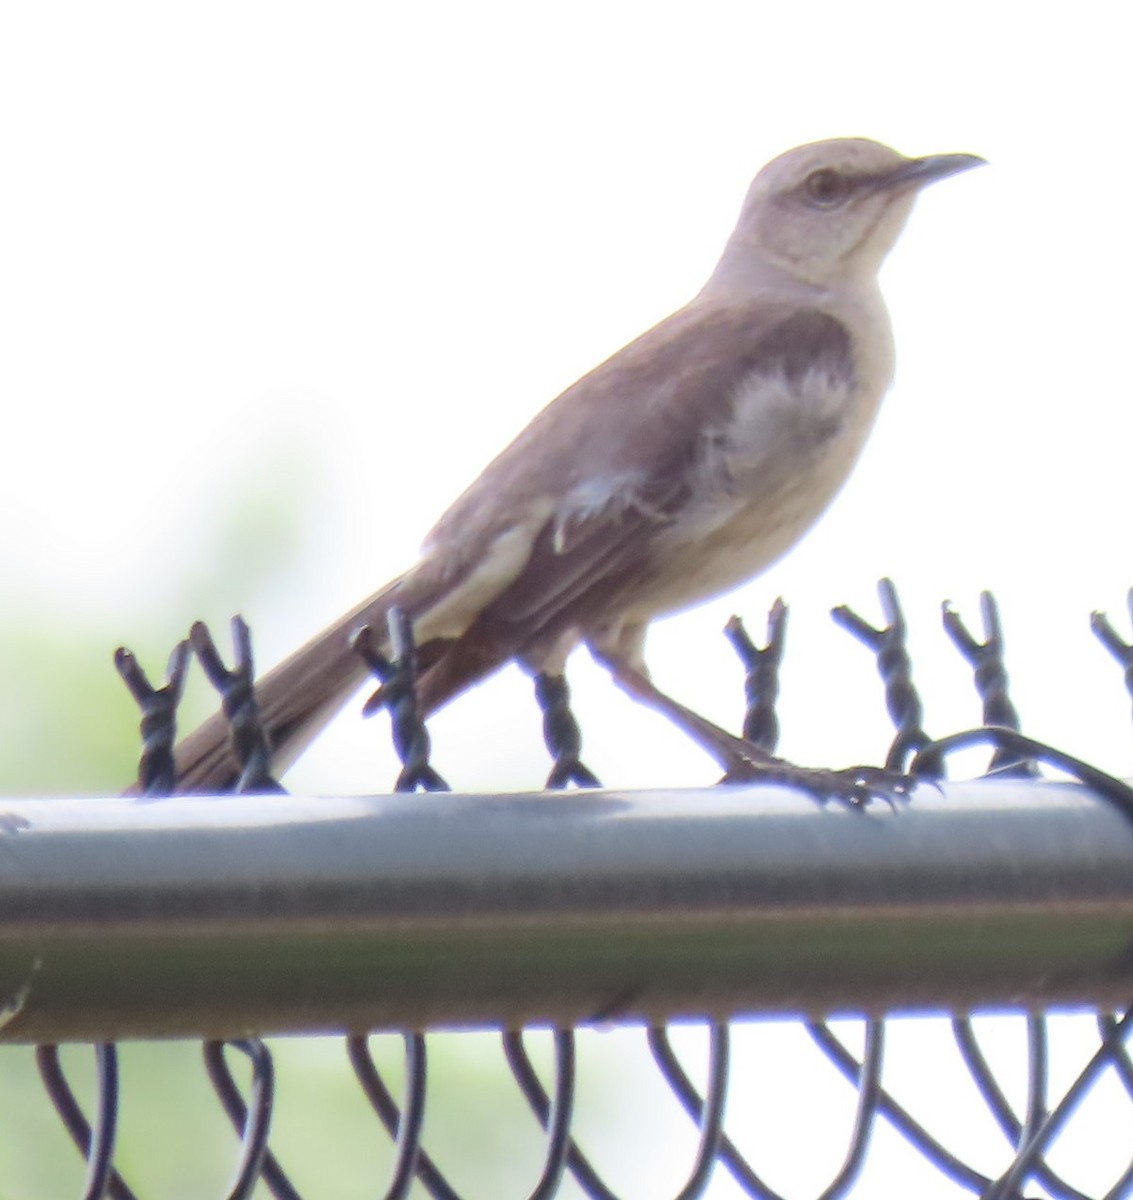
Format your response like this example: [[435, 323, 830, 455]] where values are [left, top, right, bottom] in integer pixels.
[[168, 137, 983, 794]]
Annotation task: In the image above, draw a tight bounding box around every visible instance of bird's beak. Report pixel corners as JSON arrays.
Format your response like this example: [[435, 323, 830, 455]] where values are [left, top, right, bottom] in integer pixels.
[[881, 153, 987, 191]]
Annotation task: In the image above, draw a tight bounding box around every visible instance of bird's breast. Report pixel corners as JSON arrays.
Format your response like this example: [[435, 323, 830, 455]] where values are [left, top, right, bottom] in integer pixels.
[[627, 360, 885, 619]]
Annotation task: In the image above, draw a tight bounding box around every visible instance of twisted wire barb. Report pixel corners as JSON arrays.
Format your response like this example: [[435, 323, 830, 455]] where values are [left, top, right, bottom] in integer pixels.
[[724, 597, 787, 753], [534, 673, 600, 789], [1091, 589, 1133, 730], [354, 609, 448, 792], [190, 617, 284, 794], [831, 578, 940, 775], [942, 591, 1038, 777], [115, 640, 189, 797]]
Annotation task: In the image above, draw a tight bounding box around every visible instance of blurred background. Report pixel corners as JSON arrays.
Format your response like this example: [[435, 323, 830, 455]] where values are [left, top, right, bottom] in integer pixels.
[[1, 1, 1130, 1195]]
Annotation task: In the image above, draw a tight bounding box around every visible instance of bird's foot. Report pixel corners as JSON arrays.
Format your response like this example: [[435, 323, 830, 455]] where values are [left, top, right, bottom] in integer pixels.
[[592, 646, 918, 807], [721, 756, 916, 809]]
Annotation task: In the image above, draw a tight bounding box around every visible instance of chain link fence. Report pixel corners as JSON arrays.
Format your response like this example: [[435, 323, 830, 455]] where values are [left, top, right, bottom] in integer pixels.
[[3, 580, 1133, 1198]]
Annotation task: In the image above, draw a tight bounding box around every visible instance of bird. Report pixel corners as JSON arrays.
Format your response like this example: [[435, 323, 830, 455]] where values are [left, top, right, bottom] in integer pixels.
[[167, 137, 983, 794]]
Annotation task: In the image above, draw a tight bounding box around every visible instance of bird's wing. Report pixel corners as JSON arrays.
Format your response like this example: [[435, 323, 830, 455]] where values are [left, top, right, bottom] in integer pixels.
[[411, 301, 854, 693]]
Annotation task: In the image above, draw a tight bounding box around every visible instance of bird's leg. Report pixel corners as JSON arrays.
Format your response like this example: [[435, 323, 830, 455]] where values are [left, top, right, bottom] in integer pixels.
[[591, 648, 780, 775], [591, 647, 912, 806]]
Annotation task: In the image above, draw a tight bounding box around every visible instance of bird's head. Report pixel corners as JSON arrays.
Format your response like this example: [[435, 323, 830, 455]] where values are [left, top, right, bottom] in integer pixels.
[[719, 138, 984, 290]]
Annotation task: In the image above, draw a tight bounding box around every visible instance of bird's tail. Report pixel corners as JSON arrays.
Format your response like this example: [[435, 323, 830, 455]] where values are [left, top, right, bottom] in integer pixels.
[[169, 579, 404, 794]]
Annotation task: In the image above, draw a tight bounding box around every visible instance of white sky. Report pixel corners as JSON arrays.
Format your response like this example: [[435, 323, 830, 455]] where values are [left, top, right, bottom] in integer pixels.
[[1, 2, 1130, 1195]]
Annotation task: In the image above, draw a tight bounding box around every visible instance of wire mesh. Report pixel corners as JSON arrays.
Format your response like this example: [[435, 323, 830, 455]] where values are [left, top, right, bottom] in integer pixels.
[[4, 580, 1133, 1198]]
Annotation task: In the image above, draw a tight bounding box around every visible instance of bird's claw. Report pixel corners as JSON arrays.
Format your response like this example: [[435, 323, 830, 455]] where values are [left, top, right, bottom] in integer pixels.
[[722, 759, 918, 809], [829, 765, 918, 809]]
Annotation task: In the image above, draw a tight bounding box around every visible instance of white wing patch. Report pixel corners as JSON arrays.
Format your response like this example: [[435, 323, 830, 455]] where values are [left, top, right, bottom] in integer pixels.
[[624, 361, 875, 621], [722, 361, 857, 475]]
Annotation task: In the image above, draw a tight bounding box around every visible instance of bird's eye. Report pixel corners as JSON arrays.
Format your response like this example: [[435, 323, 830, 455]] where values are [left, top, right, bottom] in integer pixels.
[[803, 168, 850, 208]]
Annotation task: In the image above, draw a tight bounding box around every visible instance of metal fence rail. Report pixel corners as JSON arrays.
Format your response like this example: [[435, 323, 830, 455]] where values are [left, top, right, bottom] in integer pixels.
[[3, 783, 1133, 1042], [4, 580, 1133, 1199]]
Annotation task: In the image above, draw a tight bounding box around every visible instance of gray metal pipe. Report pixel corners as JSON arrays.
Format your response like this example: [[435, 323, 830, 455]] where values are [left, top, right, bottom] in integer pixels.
[[0, 781, 1131, 1042]]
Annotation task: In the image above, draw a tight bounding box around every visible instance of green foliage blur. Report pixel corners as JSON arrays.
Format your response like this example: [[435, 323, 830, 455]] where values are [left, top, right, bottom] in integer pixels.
[[0, 1034, 592, 1198]]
